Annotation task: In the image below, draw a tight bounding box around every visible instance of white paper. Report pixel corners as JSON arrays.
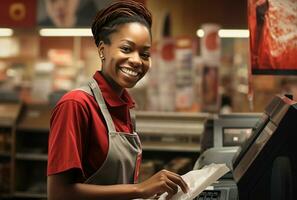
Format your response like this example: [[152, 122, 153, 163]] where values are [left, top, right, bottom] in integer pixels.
[[158, 163, 230, 200]]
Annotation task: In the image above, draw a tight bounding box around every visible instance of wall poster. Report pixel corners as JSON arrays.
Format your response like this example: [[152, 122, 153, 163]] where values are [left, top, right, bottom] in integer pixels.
[[249, 0, 297, 74]]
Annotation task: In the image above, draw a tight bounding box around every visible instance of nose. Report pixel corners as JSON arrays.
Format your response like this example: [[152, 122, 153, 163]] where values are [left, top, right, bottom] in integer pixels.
[[128, 52, 142, 67]]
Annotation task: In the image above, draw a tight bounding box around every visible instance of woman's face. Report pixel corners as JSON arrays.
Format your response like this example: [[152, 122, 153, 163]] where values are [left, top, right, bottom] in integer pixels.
[[100, 22, 151, 90]]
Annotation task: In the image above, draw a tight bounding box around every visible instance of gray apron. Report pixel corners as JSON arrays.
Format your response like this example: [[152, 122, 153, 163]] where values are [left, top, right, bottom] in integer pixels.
[[78, 78, 142, 185]]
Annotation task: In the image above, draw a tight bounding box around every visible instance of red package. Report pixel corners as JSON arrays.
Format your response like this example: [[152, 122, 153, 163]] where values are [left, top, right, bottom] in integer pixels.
[[249, 0, 297, 74]]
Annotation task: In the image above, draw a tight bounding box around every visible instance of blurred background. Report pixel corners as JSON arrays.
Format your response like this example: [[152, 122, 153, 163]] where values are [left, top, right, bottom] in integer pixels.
[[1, 0, 297, 199], [0, 0, 295, 113]]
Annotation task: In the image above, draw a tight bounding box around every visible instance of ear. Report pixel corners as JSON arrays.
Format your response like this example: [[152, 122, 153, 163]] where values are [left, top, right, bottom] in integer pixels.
[[97, 41, 105, 58]]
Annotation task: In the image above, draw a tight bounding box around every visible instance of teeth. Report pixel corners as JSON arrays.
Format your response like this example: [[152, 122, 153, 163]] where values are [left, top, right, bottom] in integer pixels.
[[121, 68, 138, 76]]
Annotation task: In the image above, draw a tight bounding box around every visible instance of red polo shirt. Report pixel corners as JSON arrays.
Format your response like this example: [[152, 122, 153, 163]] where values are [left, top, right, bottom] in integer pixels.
[[47, 71, 135, 178]]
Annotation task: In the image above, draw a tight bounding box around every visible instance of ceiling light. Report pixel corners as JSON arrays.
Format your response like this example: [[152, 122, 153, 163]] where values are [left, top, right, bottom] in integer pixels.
[[218, 29, 249, 38], [196, 29, 204, 37], [39, 28, 92, 37], [0, 28, 13, 37], [196, 29, 249, 38]]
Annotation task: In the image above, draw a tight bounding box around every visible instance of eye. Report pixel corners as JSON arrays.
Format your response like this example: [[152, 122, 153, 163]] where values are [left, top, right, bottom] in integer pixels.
[[140, 52, 150, 60], [120, 46, 132, 53]]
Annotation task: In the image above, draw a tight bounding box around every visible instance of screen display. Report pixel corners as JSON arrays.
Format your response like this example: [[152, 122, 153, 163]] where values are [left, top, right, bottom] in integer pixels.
[[223, 128, 253, 147], [213, 114, 261, 148]]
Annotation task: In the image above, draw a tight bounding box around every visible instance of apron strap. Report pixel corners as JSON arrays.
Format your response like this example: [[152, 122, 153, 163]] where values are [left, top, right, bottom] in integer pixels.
[[88, 78, 116, 133], [130, 108, 136, 132], [76, 78, 136, 133], [76, 85, 92, 95]]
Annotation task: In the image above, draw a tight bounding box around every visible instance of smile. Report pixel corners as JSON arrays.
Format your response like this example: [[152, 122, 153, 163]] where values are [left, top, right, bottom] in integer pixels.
[[120, 67, 139, 77]]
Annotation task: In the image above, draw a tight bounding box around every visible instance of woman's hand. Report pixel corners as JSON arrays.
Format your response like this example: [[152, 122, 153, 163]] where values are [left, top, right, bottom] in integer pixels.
[[136, 169, 189, 200]]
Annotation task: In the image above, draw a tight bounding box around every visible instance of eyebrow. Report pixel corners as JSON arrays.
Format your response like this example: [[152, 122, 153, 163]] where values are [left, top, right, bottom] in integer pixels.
[[121, 39, 151, 50]]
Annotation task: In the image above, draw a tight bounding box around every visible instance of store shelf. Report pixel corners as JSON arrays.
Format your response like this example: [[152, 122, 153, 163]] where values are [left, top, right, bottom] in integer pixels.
[[0, 193, 13, 199], [0, 119, 15, 127], [0, 55, 37, 63], [16, 104, 51, 132], [0, 151, 11, 158], [0, 103, 22, 121], [136, 111, 208, 153], [14, 191, 47, 199], [135, 111, 207, 135], [0, 102, 22, 198], [137, 122, 204, 135], [16, 127, 49, 133], [15, 153, 47, 161], [0, 102, 49, 200], [142, 143, 201, 152], [134, 111, 208, 177]]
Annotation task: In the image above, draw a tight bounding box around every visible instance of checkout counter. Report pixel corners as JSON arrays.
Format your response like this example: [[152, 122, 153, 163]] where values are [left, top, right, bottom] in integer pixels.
[[194, 95, 297, 200]]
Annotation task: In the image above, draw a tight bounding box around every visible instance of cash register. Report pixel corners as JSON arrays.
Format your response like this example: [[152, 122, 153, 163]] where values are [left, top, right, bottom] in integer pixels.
[[233, 95, 297, 200], [194, 113, 260, 200], [195, 95, 297, 200]]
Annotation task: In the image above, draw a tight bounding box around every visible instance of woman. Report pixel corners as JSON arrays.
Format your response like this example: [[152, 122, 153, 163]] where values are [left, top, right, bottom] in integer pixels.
[[47, 1, 189, 199]]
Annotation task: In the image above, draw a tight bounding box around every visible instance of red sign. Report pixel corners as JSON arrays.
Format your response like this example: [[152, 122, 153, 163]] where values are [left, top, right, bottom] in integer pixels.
[[0, 0, 36, 28], [249, 0, 297, 74]]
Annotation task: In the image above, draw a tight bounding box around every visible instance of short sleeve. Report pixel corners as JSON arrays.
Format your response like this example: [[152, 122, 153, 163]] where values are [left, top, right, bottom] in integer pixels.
[[47, 100, 89, 176]]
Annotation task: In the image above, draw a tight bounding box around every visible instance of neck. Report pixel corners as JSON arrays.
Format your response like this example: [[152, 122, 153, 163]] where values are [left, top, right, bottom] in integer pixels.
[[100, 71, 123, 96]]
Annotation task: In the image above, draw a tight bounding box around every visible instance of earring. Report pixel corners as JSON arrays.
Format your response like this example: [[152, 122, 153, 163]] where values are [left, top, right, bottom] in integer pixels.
[[100, 54, 105, 61]]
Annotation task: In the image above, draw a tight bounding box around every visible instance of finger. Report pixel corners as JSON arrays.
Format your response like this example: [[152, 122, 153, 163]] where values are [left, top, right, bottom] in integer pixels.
[[158, 179, 177, 199], [165, 178, 179, 195], [160, 170, 188, 193], [166, 172, 189, 193]]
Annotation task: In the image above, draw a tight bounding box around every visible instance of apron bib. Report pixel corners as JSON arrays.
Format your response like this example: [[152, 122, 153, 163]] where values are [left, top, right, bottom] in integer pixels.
[[78, 78, 142, 185]]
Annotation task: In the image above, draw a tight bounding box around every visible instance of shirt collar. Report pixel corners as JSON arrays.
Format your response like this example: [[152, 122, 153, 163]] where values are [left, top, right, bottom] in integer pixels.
[[93, 71, 135, 108]]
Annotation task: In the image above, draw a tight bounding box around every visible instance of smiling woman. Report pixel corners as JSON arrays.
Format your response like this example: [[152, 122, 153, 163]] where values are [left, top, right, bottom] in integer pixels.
[[47, 1, 189, 200], [98, 22, 152, 91]]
